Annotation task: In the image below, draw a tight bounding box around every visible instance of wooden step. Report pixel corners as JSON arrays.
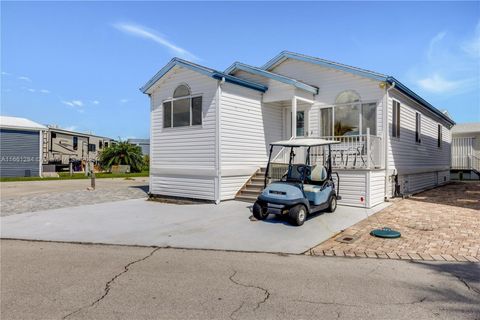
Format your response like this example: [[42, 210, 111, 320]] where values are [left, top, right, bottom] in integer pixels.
[[239, 189, 261, 196], [235, 194, 257, 202]]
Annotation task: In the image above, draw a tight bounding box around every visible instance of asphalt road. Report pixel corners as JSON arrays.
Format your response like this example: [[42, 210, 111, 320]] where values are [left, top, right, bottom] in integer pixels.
[[1, 240, 479, 320]]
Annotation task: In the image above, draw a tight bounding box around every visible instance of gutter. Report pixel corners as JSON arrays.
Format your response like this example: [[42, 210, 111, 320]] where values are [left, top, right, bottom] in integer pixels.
[[214, 77, 225, 204], [385, 81, 395, 200]]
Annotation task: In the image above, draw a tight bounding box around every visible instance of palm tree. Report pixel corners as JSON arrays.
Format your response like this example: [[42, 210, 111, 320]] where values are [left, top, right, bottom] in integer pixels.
[[99, 141, 144, 173]]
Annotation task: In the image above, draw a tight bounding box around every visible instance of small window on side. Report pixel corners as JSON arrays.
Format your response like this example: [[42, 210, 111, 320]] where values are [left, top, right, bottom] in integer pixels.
[[104, 141, 109, 148], [415, 113, 421, 143], [392, 100, 400, 138], [163, 101, 172, 128], [438, 124, 442, 148], [99, 141, 103, 149], [88, 143, 96, 152], [192, 96, 202, 125]]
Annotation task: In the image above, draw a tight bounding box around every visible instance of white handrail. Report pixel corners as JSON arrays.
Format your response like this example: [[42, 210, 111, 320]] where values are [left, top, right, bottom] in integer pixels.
[[271, 136, 294, 163]]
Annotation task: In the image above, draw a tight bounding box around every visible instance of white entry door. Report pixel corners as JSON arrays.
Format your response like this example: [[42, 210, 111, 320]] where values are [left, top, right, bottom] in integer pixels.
[[285, 107, 309, 138]]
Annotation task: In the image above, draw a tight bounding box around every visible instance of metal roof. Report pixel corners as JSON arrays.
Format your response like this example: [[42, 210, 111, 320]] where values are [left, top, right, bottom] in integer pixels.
[[452, 123, 480, 135], [224, 62, 318, 94], [0, 116, 47, 131], [270, 138, 340, 147], [140, 58, 268, 94]]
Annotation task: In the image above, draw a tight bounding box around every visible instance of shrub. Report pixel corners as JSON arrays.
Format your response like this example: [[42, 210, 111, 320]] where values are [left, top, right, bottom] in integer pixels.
[[99, 141, 144, 173]]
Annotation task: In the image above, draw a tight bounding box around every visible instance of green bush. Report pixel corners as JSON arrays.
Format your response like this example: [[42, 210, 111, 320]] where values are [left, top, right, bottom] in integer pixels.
[[99, 141, 144, 173]]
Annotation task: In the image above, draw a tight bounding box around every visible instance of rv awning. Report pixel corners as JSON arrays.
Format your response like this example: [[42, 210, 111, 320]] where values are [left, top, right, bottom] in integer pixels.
[[270, 138, 340, 147]]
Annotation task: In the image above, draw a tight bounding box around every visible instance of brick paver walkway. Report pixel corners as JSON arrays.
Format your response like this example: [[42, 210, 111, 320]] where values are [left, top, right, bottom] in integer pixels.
[[310, 182, 480, 263]]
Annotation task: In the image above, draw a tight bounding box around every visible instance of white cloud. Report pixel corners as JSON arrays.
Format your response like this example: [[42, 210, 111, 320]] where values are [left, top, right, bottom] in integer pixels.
[[113, 23, 199, 61], [1, 71, 11, 76], [461, 21, 480, 58], [409, 24, 480, 97], [428, 31, 446, 59], [18, 76, 32, 82], [71, 100, 83, 107], [62, 101, 74, 107], [40, 89, 50, 94], [417, 74, 464, 93], [27, 88, 36, 93], [92, 100, 100, 105], [120, 98, 128, 103], [62, 100, 83, 108]]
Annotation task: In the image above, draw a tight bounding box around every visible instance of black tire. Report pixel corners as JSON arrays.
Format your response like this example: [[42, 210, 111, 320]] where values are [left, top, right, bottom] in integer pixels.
[[289, 204, 307, 226], [253, 201, 269, 220], [327, 195, 337, 213]]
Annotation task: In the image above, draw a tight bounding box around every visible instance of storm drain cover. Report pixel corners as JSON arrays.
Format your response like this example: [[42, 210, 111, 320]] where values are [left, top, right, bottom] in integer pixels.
[[370, 228, 401, 239], [335, 235, 358, 244]]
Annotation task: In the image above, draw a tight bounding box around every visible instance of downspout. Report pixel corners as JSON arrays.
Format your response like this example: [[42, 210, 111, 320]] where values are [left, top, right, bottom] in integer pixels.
[[214, 77, 225, 204], [384, 81, 395, 200]]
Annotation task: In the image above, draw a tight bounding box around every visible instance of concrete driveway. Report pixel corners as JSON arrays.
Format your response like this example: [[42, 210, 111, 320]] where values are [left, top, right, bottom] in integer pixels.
[[0, 199, 388, 254]]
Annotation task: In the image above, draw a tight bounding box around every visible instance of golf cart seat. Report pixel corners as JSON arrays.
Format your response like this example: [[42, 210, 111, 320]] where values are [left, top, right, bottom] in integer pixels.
[[304, 165, 329, 205], [306, 165, 327, 186]]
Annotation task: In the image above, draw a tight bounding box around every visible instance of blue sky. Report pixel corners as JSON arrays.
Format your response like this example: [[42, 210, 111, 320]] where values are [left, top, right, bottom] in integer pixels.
[[1, 1, 479, 139]]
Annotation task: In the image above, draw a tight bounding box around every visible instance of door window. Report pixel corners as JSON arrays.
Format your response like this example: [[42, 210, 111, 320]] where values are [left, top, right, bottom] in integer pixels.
[[296, 111, 305, 136]]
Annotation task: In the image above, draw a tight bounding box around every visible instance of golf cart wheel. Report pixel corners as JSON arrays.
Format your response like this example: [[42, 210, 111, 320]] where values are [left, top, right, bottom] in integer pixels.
[[289, 204, 307, 226], [327, 195, 337, 213], [253, 201, 269, 220]]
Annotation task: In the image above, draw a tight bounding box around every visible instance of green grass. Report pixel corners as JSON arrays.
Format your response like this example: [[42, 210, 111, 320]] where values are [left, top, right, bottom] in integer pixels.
[[0, 171, 149, 182]]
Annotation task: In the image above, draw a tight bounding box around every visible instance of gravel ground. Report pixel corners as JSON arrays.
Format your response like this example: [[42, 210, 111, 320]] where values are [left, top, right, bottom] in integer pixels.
[[0, 178, 148, 216]]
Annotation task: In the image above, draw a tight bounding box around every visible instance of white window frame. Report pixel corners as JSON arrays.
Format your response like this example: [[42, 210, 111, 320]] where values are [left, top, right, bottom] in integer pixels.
[[162, 93, 203, 129], [318, 99, 378, 137]]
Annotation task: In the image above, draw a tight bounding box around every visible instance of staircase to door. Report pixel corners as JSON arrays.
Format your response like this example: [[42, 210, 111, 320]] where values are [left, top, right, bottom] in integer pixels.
[[235, 167, 266, 202]]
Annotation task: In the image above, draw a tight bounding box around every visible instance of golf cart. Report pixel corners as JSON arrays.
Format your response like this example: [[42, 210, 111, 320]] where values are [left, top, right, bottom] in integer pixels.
[[253, 138, 341, 226]]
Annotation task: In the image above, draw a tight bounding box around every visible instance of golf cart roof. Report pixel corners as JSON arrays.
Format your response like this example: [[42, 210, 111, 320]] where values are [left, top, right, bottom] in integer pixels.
[[270, 138, 340, 147]]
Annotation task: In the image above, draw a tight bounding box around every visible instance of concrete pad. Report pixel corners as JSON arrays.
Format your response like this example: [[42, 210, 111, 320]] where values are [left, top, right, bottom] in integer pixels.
[[0, 199, 389, 254]]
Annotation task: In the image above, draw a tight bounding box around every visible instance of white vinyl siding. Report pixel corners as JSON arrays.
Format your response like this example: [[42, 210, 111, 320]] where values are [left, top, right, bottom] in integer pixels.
[[387, 90, 452, 173], [387, 90, 452, 196], [221, 175, 251, 200], [219, 83, 283, 200], [333, 170, 368, 208], [369, 170, 386, 207], [149, 66, 218, 200], [268, 58, 385, 137]]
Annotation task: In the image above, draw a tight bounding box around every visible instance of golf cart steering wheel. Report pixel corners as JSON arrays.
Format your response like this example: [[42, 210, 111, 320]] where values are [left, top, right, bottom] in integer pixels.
[[296, 165, 311, 178]]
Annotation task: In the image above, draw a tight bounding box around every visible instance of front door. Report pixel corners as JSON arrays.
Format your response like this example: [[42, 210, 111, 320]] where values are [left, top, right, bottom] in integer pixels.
[[285, 108, 309, 138], [285, 107, 309, 163]]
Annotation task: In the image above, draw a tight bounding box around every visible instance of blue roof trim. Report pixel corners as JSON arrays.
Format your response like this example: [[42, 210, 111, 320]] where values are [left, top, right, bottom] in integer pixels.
[[140, 58, 267, 93], [225, 62, 318, 94], [262, 51, 388, 81], [387, 77, 455, 126]]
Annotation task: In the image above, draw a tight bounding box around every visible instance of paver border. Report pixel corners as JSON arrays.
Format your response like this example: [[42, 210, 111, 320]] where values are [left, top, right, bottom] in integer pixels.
[[308, 249, 479, 263]]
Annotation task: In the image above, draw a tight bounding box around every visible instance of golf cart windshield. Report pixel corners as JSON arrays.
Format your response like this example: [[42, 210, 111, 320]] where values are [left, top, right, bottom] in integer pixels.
[[265, 138, 340, 187]]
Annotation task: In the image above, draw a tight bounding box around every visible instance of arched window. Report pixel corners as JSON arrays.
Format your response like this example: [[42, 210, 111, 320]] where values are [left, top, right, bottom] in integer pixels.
[[173, 84, 190, 98], [163, 84, 202, 128], [320, 90, 377, 137], [335, 90, 361, 105]]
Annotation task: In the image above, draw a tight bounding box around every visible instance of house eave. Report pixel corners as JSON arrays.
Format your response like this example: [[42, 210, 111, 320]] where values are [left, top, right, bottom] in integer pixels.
[[261, 51, 388, 82], [140, 58, 267, 94], [225, 62, 318, 94]]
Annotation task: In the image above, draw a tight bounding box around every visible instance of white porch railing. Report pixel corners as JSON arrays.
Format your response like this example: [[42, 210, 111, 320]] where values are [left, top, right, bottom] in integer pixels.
[[270, 133, 383, 170]]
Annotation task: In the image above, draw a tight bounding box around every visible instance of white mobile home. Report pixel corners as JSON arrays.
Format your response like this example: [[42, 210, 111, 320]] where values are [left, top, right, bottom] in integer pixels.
[[142, 52, 455, 207], [451, 123, 480, 180]]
